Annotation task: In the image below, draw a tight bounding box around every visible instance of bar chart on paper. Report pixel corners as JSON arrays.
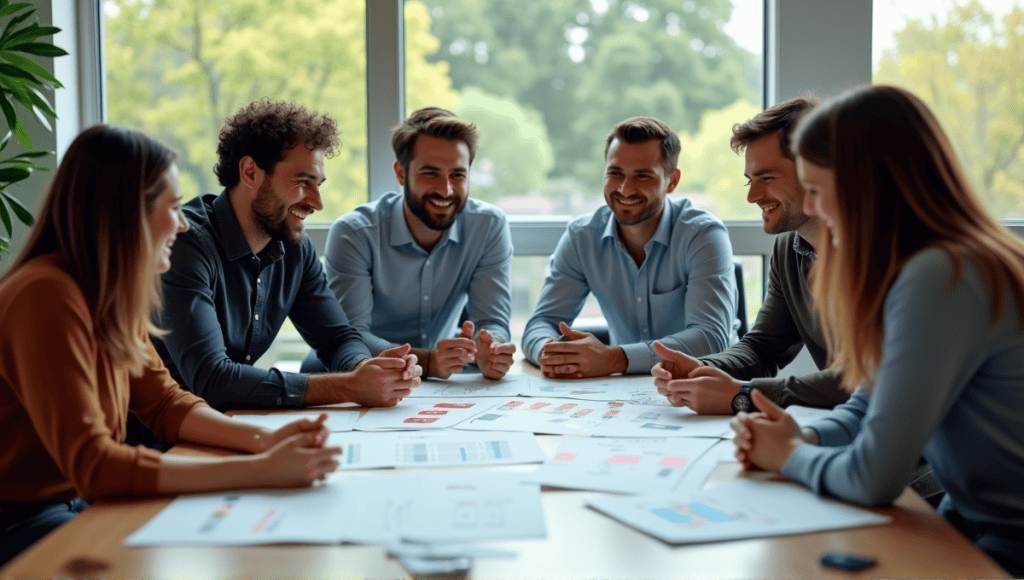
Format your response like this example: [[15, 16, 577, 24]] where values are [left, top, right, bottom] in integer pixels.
[[335, 430, 546, 469], [588, 478, 890, 544], [524, 437, 719, 494]]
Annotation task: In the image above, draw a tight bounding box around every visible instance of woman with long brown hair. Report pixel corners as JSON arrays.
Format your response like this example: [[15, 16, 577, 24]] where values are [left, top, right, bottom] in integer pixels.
[[731, 85, 1024, 575], [0, 125, 341, 566]]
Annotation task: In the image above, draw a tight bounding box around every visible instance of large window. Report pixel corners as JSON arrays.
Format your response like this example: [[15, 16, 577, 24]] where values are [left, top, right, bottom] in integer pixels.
[[103, 0, 369, 223], [404, 0, 764, 221], [873, 0, 1024, 219]]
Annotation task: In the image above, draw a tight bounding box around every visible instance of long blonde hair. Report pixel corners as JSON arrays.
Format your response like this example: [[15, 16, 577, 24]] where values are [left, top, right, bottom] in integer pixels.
[[6, 125, 176, 375], [793, 85, 1024, 390]]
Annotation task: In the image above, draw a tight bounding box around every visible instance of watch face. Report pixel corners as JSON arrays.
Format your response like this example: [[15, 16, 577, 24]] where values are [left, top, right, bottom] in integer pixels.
[[731, 393, 752, 413]]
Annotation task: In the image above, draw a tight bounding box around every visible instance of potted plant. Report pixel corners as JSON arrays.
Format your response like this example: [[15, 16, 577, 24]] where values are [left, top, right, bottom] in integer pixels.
[[0, 0, 66, 257]]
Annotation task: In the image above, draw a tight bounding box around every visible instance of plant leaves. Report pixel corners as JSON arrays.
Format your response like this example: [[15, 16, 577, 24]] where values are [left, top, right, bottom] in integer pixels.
[[0, 95, 17, 133], [0, 62, 35, 82], [10, 150, 49, 159], [0, 130, 9, 153], [0, 166, 30, 181], [0, 51, 61, 87], [10, 42, 66, 57], [1, 190, 32, 225], [12, 116, 30, 149], [0, 8, 33, 45], [0, 3, 32, 22], [0, 196, 13, 237], [27, 85, 56, 119]]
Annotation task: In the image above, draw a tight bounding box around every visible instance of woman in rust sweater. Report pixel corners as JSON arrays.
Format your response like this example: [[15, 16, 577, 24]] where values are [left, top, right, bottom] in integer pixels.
[[0, 126, 341, 566]]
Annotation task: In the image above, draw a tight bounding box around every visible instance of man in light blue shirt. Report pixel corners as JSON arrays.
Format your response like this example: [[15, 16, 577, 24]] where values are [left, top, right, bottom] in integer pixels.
[[311, 107, 516, 379], [523, 116, 737, 377]]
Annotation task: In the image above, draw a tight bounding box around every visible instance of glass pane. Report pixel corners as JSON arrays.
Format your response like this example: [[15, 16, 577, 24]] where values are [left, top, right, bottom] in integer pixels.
[[873, 0, 1024, 219], [103, 0, 368, 224], [404, 0, 764, 221]]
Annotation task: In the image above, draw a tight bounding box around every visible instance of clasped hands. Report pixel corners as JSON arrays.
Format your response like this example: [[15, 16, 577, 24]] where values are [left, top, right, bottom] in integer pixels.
[[651, 341, 809, 472], [430, 320, 517, 379], [257, 413, 342, 486], [538, 321, 626, 378]]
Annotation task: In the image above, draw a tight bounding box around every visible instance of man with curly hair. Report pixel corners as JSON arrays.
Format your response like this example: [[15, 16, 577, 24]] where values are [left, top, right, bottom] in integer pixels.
[[155, 99, 421, 411], [307, 107, 516, 380]]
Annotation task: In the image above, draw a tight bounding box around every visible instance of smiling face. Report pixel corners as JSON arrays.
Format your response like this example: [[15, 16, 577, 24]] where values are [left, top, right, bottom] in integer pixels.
[[147, 164, 189, 273], [743, 132, 814, 237], [397, 134, 470, 236], [603, 138, 680, 228], [796, 156, 840, 247], [250, 145, 326, 245]]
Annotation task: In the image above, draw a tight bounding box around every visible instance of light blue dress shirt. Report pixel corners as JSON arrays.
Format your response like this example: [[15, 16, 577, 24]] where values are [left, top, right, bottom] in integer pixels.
[[522, 197, 738, 374], [323, 192, 513, 355]]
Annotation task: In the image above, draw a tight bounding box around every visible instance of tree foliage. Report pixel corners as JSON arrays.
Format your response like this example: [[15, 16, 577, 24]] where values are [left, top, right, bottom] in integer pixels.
[[414, 0, 759, 197], [875, 1, 1024, 218], [105, 0, 457, 221]]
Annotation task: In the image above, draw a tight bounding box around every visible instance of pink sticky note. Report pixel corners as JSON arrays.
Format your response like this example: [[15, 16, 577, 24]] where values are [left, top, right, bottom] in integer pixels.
[[659, 456, 688, 468], [553, 452, 577, 463], [607, 454, 642, 465]]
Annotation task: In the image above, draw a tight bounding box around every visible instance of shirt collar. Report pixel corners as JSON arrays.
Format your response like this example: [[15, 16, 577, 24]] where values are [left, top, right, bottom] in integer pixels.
[[213, 191, 284, 264], [387, 194, 461, 250], [793, 233, 817, 260]]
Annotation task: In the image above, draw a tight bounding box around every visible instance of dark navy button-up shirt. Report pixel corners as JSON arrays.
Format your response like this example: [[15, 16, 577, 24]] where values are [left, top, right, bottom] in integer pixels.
[[154, 192, 371, 410]]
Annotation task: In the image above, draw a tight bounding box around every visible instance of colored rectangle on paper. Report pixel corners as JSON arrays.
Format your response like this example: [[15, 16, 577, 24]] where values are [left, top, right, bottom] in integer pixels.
[[690, 502, 732, 523], [652, 507, 691, 524], [659, 456, 688, 468], [552, 452, 577, 463], [607, 454, 642, 465]]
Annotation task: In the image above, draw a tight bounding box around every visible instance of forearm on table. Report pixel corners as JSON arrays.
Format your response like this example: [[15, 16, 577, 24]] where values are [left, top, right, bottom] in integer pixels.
[[177, 405, 273, 454]]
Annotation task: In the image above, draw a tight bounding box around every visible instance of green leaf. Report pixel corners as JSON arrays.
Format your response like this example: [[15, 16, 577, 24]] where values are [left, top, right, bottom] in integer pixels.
[[1, 190, 32, 225], [27, 85, 56, 119], [10, 42, 66, 58], [0, 9, 33, 45], [10, 150, 49, 159], [2, 160, 45, 171], [0, 3, 31, 21], [0, 96, 17, 136], [12, 116, 30, 149], [2, 25, 61, 50], [0, 166, 30, 181], [0, 130, 9, 153], [0, 197, 13, 238], [0, 62, 35, 82], [0, 237, 9, 255], [0, 51, 61, 87]]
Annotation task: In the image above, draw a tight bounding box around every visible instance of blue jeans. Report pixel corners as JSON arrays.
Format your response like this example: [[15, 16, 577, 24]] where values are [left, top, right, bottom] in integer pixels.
[[0, 498, 89, 567]]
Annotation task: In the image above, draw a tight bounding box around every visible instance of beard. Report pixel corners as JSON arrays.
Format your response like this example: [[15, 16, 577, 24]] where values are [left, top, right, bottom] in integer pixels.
[[404, 180, 466, 231], [251, 178, 304, 245], [607, 192, 664, 227], [763, 207, 812, 235]]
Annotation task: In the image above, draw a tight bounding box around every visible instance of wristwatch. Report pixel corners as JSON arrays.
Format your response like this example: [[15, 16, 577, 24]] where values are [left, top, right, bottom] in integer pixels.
[[731, 381, 753, 414]]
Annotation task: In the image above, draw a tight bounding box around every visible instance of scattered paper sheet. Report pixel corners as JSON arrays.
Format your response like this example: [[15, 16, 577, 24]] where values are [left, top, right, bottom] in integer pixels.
[[523, 436, 720, 494], [408, 373, 531, 398], [524, 374, 666, 405], [354, 398, 500, 431], [125, 484, 352, 546], [587, 477, 891, 544], [126, 473, 546, 547], [335, 430, 545, 469], [230, 410, 360, 432]]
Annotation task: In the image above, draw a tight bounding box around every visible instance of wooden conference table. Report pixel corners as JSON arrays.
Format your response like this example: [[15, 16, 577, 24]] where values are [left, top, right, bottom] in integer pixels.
[[1, 363, 1009, 579]]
